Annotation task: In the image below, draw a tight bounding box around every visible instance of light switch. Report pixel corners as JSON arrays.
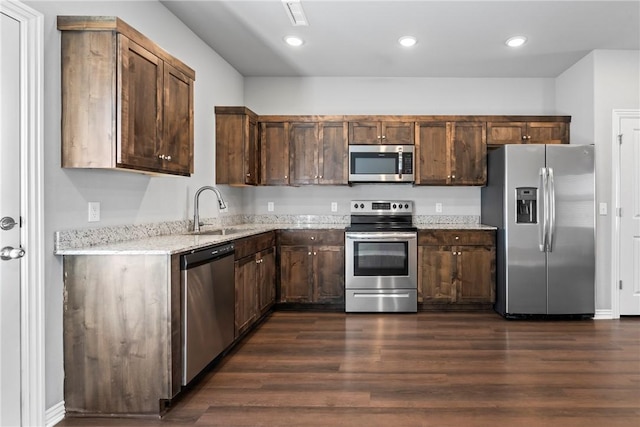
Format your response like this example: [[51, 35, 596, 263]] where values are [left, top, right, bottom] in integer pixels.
[[599, 202, 607, 216]]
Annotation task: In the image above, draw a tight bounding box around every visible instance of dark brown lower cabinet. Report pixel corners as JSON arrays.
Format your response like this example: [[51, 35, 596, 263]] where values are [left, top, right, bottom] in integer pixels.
[[278, 230, 345, 305], [418, 229, 496, 309], [234, 232, 276, 337]]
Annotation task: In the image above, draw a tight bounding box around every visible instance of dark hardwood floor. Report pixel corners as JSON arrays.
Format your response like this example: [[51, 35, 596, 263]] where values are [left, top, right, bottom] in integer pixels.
[[57, 312, 640, 426]]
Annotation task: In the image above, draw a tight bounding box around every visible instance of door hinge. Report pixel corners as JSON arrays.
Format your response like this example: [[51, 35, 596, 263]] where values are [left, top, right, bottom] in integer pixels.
[[619, 280, 623, 290], [617, 207, 622, 217], [618, 134, 623, 144]]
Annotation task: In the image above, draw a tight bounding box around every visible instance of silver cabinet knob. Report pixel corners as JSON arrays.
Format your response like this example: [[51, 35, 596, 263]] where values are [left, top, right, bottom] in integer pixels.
[[284, 175, 288, 179], [308, 251, 312, 256], [522, 136, 527, 140], [1, 246, 25, 261], [455, 236, 459, 240], [310, 236, 315, 240], [166, 155, 172, 161], [452, 175, 456, 179]]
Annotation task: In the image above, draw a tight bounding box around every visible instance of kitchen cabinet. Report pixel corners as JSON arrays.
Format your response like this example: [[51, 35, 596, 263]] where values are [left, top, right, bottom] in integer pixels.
[[215, 107, 259, 186], [261, 122, 290, 185], [62, 253, 182, 416], [234, 232, 276, 337], [289, 121, 348, 185], [58, 16, 195, 176], [278, 230, 345, 304], [416, 121, 487, 186], [487, 121, 568, 145], [418, 230, 495, 307], [348, 120, 414, 145]]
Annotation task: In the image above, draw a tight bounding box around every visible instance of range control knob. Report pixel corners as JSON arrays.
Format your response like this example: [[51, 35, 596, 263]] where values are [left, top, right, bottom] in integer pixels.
[[393, 204, 397, 209], [405, 203, 409, 209], [354, 203, 359, 209], [360, 203, 364, 209]]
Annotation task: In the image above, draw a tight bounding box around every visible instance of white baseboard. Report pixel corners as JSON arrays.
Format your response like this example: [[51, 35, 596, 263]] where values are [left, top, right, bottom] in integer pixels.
[[45, 401, 65, 427], [593, 309, 615, 320]]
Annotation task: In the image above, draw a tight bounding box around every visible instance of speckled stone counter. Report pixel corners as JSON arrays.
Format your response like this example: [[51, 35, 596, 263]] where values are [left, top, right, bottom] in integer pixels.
[[54, 214, 495, 255]]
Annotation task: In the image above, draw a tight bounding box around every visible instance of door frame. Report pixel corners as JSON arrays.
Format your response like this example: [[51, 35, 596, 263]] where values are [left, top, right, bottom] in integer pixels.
[[611, 109, 640, 318], [1, 1, 45, 425]]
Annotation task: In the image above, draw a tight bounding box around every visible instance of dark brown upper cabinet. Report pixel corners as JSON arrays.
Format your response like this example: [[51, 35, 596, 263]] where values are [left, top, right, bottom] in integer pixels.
[[348, 120, 414, 145], [58, 16, 195, 176], [487, 121, 568, 146], [216, 107, 260, 186]]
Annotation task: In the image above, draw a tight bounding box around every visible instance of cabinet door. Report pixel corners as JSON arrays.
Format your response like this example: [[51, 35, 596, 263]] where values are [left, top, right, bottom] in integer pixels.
[[245, 115, 260, 185], [313, 245, 345, 303], [235, 256, 257, 337], [416, 122, 449, 185], [450, 122, 486, 185], [456, 246, 495, 303], [527, 122, 567, 144], [348, 121, 380, 144], [261, 122, 290, 185], [486, 122, 527, 145], [216, 111, 259, 185], [289, 122, 319, 185], [161, 62, 193, 175], [382, 121, 414, 145], [418, 246, 455, 303], [279, 246, 313, 302], [118, 35, 163, 171], [318, 122, 348, 184], [257, 247, 276, 314]]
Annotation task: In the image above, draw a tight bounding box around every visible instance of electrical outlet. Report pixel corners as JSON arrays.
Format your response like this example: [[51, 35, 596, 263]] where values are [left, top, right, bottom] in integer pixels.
[[88, 202, 101, 222], [331, 202, 338, 212], [435, 202, 443, 213], [267, 202, 274, 212]]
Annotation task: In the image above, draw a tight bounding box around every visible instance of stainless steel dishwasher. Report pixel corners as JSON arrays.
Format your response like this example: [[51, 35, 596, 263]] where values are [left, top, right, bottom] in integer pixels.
[[181, 242, 235, 385]]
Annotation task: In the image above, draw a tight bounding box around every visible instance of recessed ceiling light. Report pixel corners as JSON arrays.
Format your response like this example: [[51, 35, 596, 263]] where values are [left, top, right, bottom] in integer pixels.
[[505, 36, 527, 48], [398, 36, 418, 47], [284, 35, 304, 47]]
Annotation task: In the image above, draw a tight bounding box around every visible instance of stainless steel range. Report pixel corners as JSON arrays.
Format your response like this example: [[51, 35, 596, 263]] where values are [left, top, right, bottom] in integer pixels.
[[345, 200, 417, 313]]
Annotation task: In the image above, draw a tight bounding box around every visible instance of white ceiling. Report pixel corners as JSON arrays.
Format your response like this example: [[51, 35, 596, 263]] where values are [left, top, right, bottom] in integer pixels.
[[161, 0, 640, 78]]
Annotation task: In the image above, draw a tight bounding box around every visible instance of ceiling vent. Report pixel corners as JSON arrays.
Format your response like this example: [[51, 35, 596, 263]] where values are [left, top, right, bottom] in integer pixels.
[[282, 0, 309, 26]]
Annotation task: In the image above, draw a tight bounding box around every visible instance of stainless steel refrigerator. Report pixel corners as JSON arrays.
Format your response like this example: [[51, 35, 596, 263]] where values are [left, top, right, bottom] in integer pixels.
[[481, 145, 595, 317]]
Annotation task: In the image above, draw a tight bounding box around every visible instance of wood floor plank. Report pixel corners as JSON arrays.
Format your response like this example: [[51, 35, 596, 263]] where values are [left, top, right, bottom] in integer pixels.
[[56, 312, 640, 426]]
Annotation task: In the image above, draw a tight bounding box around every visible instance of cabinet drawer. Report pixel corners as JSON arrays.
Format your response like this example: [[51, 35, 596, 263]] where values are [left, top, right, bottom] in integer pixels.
[[234, 231, 276, 259], [418, 230, 495, 246], [279, 229, 345, 246]]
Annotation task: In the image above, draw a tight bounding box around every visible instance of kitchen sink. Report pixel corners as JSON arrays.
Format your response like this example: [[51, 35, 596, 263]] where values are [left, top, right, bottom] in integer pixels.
[[188, 227, 245, 236]]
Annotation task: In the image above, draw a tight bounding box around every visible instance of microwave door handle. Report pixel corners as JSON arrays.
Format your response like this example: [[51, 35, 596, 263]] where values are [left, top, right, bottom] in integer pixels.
[[398, 151, 403, 179]]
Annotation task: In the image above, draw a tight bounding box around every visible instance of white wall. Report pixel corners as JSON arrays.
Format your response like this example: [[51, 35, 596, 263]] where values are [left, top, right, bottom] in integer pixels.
[[556, 49, 640, 312], [244, 76, 557, 216], [25, 0, 245, 411]]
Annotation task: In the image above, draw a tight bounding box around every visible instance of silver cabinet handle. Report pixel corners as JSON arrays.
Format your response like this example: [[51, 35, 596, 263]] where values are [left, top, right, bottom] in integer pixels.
[[1, 246, 25, 261], [0, 217, 17, 231]]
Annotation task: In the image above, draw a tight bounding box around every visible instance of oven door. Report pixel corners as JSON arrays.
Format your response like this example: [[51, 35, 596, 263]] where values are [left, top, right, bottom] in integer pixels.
[[345, 231, 417, 290]]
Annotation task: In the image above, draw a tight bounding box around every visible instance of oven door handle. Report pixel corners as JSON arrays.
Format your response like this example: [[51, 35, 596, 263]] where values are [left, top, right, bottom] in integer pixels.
[[345, 232, 417, 240]]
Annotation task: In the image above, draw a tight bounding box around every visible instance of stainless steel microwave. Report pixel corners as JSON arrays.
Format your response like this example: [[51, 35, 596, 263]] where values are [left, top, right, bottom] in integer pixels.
[[348, 145, 414, 183]]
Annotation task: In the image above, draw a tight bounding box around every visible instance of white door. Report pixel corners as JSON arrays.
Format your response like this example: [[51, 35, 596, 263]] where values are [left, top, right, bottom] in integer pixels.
[[1, 10, 26, 426], [619, 116, 640, 315]]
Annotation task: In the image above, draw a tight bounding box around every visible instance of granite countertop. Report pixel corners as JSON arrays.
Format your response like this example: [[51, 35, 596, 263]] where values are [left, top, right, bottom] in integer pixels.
[[416, 224, 496, 230], [54, 223, 347, 256], [54, 216, 496, 255]]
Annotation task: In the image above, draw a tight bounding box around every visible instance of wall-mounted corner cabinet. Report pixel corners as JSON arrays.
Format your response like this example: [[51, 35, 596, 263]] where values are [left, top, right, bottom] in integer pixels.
[[215, 107, 260, 186], [58, 16, 195, 176]]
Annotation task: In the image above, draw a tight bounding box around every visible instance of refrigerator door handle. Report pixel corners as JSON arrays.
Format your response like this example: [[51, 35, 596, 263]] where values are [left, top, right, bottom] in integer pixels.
[[547, 167, 556, 252], [539, 167, 548, 252]]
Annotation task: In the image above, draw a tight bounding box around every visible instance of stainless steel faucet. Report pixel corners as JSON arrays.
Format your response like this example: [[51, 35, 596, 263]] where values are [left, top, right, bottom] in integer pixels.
[[193, 186, 227, 233]]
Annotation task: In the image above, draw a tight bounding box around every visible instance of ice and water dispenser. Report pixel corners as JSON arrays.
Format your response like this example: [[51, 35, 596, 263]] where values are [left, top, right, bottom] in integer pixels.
[[516, 187, 537, 224]]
